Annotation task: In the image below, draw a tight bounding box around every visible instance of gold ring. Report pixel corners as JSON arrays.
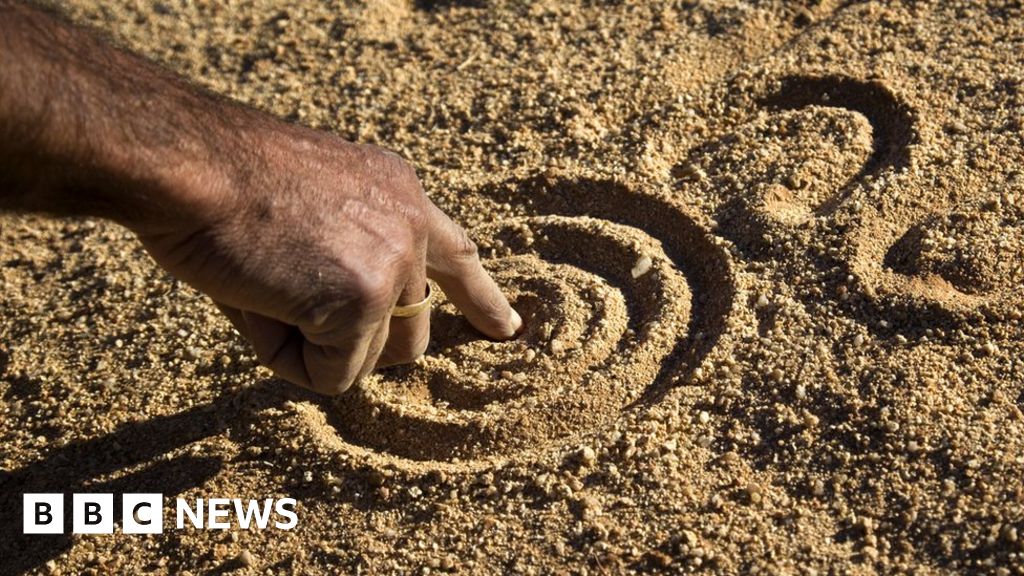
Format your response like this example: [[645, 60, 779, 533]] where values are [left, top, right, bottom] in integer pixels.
[[391, 284, 432, 318]]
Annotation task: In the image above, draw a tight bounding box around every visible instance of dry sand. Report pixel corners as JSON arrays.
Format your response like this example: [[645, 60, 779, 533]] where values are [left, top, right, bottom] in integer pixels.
[[2, 0, 1024, 574]]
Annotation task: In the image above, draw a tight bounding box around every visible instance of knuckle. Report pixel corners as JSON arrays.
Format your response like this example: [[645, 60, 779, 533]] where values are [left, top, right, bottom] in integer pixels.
[[352, 269, 395, 316], [389, 226, 423, 268], [384, 149, 418, 179], [364, 145, 418, 180], [404, 198, 429, 235], [449, 226, 480, 263]]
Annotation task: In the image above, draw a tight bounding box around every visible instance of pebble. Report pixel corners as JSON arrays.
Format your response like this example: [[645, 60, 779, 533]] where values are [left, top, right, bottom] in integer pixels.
[[631, 255, 653, 279], [579, 445, 597, 465], [648, 551, 673, 568], [1002, 525, 1018, 542], [677, 162, 706, 182], [744, 483, 762, 504], [811, 479, 826, 497], [549, 340, 565, 355], [237, 550, 254, 567], [802, 411, 819, 427]]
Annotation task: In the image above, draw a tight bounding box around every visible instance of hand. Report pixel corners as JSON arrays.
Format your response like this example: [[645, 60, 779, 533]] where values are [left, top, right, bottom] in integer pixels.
[[137, 123, 522, 395], [0, 2, 521, 394]]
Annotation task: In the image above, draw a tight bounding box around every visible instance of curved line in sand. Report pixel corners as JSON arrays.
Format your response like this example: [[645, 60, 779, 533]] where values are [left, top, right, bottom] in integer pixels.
[[302, 175, 737, 472]]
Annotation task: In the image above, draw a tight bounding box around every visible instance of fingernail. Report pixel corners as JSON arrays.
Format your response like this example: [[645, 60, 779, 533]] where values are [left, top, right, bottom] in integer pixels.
[[508, 308, 523, 337]]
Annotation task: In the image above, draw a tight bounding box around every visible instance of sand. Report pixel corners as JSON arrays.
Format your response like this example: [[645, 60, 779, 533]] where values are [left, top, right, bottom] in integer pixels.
[[2, 0, 1023, 573]]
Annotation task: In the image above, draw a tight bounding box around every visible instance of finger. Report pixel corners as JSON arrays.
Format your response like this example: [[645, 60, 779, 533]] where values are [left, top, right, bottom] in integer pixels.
[[298, 298, 394, 394], [378, 259, 430, 368], [214, 301, 250, 340], [301, 336, 369, 395], [242, 310, 313, 389], [361, 317, 393, 377], [424, 202, 522, 340]]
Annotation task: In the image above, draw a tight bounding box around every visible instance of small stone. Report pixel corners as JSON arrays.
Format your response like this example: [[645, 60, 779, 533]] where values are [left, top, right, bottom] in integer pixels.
[[744, 483, 762, 504], [755, 294, 770, 308], [857, 516, 874, 534], [676, 162, 705, 182], [576, 494, 602, 518], [811, 479, 826, 497], [578, 445, 597, 465], [942, 478, 956, 495], [1003, 525, 1018, 542], [697, 410, 711, 424], [631, 255, 653, 279], [549, 340, 565, 355], [237, 550, 254, 567], [948, 120, 968, 134], [802, 411, 819, 428], [648, 551, 673, 568]]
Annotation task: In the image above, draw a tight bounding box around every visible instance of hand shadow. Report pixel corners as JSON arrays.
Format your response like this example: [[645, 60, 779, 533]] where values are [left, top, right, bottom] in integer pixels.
[[0, 382, 287, 575]]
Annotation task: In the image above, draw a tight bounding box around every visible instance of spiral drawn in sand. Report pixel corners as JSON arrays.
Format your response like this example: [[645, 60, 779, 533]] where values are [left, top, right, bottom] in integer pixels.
[[676, 75, 913, 244], [745, 76, 1015, 323], [307, 177, 734, 470], [758, 76, 916, 181]]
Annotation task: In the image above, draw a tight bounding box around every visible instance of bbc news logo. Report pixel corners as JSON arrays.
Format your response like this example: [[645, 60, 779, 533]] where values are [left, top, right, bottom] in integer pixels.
[[23, 494, 297, 534]]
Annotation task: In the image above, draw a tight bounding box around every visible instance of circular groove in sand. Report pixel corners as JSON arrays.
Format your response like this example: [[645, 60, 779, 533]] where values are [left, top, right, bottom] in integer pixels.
[[303, 177, 736, 471]]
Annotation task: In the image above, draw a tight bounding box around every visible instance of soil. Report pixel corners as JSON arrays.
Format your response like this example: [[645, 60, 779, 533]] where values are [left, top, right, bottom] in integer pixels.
[[2, 0, 1024, 574]]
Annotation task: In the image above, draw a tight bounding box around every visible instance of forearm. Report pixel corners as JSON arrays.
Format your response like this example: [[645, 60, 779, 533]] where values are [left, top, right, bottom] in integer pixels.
[[0, 1, 247, 232]]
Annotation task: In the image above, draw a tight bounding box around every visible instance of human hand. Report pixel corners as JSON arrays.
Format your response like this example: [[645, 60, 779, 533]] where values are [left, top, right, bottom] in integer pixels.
[[0, 3, 521, 394], [137, 122, 522, 395]]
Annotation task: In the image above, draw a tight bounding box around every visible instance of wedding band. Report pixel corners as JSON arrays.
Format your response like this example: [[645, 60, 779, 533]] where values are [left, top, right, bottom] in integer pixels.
[[391, 284, 432, 318]]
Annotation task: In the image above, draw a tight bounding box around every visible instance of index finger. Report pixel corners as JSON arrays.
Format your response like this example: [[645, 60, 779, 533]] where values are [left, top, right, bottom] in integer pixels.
[[423, 201, 522, 340]]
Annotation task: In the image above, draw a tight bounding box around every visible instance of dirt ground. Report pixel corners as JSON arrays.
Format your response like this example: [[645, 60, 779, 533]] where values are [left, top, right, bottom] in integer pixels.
[[2, 0, 1024, 574]]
